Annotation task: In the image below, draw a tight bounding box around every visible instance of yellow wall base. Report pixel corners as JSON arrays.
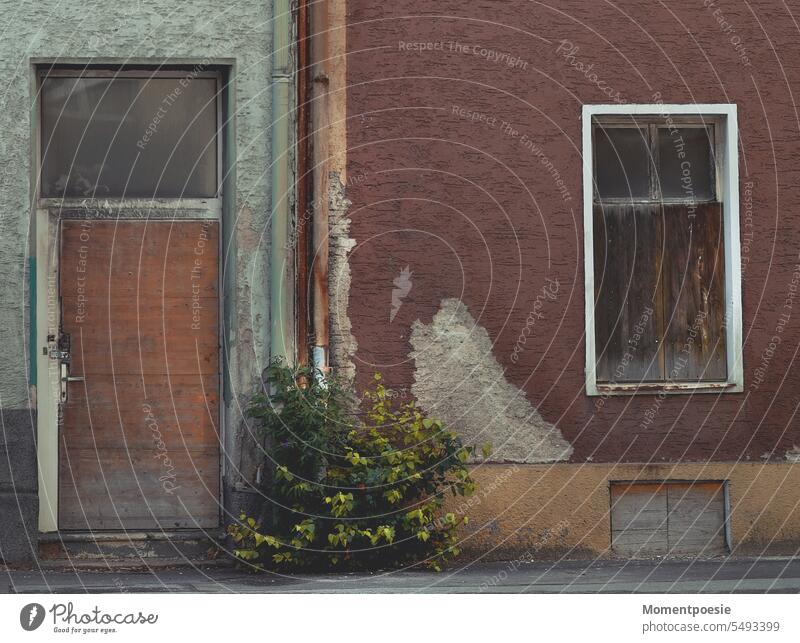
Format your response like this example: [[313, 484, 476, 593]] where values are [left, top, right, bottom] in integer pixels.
[[449, 463, 800, 560]]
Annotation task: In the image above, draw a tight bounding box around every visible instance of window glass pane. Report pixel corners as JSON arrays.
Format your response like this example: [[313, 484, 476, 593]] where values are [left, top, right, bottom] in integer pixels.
[[657, 126, 714, 200], [594, 126, 650, 200], [41, 75, 218, 198]]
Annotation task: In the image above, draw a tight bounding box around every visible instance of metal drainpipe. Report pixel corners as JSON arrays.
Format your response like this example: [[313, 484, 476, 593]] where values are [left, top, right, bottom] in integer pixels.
[[296, 0, 311, 367], [309, 0, 331, 375], [269, 0, 293, 363]]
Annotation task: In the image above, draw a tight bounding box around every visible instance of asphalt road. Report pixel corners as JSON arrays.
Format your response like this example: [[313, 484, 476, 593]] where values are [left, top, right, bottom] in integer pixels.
[[4, 557, 800, 593]]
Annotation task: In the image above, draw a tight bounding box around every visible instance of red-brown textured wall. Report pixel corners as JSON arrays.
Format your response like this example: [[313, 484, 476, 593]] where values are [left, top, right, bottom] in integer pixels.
[[343, 0, 800, 463]]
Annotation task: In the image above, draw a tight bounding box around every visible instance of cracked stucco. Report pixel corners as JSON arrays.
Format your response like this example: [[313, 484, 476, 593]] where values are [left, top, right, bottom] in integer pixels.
[[328, 171, 357, 384], [409, 298, 573, 463], [785, 446, 800, 463]]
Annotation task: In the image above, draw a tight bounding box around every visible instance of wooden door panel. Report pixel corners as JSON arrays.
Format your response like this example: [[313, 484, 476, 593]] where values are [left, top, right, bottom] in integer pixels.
[[61, 297, 218, 376], [58, 449, 219, 529], [59, 220, 218, 299], [63, 374, 219, 450], [58, 220, 220, 530]]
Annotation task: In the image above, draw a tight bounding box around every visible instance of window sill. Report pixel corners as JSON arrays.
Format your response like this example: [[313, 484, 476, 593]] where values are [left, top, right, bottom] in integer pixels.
[[37, 197, 222, 219], [38, 197, 220, 208], [591, 381, 741, 396], [593, 197, 718, 206]]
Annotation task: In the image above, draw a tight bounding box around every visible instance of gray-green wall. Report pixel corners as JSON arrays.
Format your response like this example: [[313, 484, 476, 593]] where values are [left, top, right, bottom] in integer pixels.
[[0, 0, 284, 563]]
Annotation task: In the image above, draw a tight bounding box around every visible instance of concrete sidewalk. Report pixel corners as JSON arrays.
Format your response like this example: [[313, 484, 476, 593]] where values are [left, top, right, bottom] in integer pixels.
[[3, 557, 800, 593]]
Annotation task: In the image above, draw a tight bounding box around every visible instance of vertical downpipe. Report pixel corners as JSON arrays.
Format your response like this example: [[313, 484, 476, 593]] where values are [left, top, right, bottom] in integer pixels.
[[270, 0, 294, 363], [295, 0, 311, 367], [310, 0, 331, 375]]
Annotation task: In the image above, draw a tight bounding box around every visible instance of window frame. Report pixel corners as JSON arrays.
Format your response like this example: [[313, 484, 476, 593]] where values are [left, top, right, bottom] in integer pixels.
[[36, 66, 223, 214], [582, 104, 743, 396]]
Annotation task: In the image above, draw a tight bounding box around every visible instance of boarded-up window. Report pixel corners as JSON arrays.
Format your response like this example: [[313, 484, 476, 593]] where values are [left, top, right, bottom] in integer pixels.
[[610, 481, 728, 557], [592, 118, 726, 384]]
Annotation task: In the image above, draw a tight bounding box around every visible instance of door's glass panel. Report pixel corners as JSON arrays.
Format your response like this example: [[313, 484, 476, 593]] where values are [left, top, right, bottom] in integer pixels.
[[594, 126, 650, 200], [41, 75, 218, 198], [657, 126, 715, 201]]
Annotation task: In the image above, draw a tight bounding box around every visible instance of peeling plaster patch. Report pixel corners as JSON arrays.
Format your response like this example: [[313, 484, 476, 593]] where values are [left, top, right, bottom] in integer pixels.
[[410, 298, 573, 463], [329, 171, 358, 383]]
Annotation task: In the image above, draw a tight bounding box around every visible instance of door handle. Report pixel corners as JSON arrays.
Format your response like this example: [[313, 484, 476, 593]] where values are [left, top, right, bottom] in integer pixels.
[[60, 362, 84, 403]]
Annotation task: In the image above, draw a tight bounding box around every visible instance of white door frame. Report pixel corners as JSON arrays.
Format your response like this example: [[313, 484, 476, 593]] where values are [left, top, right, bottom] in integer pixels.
[[35, 207, 61, 532]]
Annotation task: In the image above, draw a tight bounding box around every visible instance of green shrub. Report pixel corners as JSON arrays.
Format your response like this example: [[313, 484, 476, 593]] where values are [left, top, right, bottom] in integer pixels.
[[227, 360, 483, 571]]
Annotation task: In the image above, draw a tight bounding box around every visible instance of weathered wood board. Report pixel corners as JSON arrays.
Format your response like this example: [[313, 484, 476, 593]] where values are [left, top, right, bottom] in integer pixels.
[[58, 220, 220, 530], [611, 481, 727, 557]]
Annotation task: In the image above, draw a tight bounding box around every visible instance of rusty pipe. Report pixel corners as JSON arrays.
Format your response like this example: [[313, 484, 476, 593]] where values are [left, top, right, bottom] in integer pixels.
[[309, 0, 332, 373], [295, 0, 311, 366]]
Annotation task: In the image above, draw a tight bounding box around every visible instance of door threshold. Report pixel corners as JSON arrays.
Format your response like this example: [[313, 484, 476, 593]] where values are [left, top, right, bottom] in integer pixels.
[[38, 529, 226, 565], [40, 528, 223, 543]]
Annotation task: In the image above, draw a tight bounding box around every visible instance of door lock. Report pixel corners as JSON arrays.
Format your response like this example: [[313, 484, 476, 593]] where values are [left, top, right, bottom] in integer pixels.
[[49, 332, 71, 362]]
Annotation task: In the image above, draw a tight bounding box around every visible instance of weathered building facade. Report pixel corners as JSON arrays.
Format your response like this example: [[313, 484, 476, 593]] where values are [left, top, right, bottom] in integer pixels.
[[313, 0, 800, 558], [3, 0, 800, 567]]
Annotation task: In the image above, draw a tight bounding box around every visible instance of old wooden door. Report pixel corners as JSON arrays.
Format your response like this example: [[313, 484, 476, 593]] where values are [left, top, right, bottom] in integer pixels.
[[58, 220, 220, 530]]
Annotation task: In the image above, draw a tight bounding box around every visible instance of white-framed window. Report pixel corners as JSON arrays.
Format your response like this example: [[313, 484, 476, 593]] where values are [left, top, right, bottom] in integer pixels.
[[583, 104, 743, 395]]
